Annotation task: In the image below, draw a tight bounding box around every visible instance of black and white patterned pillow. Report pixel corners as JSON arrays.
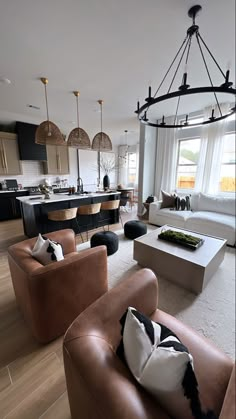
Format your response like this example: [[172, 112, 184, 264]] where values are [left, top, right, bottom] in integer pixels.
[[32, 233, 64, 265], [117, 307, 217, 419]]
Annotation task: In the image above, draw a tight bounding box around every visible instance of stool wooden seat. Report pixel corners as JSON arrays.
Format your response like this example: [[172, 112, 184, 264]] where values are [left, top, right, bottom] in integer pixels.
[[48, 207, 77, 221], [77, 203, 101, 216], [47, 207, 83, 241], [77, 203, 101, 241], [100, 199, 123, 229]]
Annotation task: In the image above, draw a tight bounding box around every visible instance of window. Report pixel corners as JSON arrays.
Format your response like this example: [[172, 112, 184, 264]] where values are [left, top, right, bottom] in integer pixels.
[[220, 133, 236, 192], [176, 138, 201, 190], [127, 152, 137, 184]]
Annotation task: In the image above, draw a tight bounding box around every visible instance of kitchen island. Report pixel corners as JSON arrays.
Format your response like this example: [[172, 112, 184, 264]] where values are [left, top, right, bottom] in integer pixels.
[[17, 191, 121, 238]]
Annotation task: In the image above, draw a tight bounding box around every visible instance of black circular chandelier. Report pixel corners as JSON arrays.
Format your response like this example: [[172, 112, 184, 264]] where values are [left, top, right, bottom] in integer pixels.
[[135, 5, 236, 128]]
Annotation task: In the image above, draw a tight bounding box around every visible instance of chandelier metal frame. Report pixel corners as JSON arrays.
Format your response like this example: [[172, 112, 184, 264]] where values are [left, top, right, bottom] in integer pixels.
[[135, 5, 236, 128]]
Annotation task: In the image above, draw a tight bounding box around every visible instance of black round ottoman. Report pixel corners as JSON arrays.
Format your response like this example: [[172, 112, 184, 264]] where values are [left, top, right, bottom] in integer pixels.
[[90, 231, 119, 256], [124, 220, 147, 240]]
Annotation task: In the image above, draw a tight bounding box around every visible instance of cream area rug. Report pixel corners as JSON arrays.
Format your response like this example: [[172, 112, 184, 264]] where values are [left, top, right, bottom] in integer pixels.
[[77, 226, 235, 359]]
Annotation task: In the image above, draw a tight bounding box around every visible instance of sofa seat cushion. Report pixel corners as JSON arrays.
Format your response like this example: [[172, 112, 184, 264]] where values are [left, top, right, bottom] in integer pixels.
[[149, 207, 192, 228], [186, 211, 235, 246]]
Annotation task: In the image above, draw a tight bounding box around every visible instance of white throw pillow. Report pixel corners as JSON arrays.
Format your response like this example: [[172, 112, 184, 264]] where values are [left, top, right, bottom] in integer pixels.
[[32, 233, 45, 253], [117, 307, 216, 419], [32, 234, 64, 265]]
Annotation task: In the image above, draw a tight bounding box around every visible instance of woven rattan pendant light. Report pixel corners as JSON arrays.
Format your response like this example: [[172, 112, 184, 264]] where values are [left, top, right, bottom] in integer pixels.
[[35, 77, 65, 146], [67, 91, 91, 149], [92, 100, 112, 151]]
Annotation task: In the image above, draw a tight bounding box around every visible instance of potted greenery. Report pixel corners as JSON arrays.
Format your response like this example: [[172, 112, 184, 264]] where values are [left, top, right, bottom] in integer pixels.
[[158, 229, 203, 249]]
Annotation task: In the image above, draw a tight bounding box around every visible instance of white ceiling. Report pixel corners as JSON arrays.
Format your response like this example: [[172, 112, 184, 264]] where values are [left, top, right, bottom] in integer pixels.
[[0, 0, 235, 146]]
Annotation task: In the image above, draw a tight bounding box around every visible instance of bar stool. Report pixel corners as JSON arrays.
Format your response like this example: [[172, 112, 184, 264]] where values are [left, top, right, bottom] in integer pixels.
[[100, 199, 123, 229], [119, 191, 130, 212], [47, 207, 83, 242], [77, 203, 101, 242]]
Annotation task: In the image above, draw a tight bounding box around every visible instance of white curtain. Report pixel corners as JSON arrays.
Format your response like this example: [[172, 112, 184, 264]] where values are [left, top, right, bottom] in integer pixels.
[[200, 103, 230, 194], [134, 143, 139, 188], [154, 116, 178, 199]]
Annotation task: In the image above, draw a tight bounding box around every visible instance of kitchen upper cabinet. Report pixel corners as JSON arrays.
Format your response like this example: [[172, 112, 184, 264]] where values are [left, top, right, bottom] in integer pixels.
[[44, 145, 70, 174], [0, 132, 22, 175]]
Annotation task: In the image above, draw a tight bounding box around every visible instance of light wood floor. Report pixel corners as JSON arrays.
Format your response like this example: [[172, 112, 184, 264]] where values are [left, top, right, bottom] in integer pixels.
[[0, 208, 138, 419]]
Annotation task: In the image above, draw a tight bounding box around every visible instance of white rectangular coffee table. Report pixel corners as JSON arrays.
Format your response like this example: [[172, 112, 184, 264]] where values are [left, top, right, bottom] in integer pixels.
[[133, 225, 226, 294]]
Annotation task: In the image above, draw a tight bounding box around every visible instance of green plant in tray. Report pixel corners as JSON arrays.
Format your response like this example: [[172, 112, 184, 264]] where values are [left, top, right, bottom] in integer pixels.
[[158, 229, 203, 248]]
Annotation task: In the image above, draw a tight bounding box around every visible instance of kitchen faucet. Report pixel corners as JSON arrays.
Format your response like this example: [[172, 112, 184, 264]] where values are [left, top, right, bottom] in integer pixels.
[[77, 177, 84, 194]]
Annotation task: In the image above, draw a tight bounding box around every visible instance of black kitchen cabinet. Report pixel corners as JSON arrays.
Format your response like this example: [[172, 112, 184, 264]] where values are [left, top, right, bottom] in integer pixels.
[[0, 191, 29, 221]]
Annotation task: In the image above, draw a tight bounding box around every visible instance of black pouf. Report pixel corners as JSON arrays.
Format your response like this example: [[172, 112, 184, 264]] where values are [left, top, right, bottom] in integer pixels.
[[90, 231, 119, 256], [124, 220, 147, 240]]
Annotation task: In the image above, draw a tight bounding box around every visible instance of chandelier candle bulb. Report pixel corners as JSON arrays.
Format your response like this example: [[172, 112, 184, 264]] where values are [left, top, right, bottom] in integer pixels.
[[148, 86, 152, 98], [225, 70, 230, 82], [183, 72, 188, 86]]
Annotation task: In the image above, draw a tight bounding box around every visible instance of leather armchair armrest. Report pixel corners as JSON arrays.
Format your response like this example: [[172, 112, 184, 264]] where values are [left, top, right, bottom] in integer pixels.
[[64, 336, 169, 419], [64, 268, 158, 346], [34, 245, 107, 278], [31, 246, 108, 314], [220, 363, 235, 419], [43, 229, 76, 254]]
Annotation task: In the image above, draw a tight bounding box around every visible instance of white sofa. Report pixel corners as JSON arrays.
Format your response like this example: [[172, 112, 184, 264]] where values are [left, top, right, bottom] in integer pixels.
[[149, 193, 236, 246]]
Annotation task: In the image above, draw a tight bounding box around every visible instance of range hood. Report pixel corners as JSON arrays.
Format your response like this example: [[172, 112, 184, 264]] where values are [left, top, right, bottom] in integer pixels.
[[16, 121, 47, 161]]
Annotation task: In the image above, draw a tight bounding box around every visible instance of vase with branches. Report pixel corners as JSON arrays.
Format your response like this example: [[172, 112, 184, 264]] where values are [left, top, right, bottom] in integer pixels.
[[99, 155, 118, 190]]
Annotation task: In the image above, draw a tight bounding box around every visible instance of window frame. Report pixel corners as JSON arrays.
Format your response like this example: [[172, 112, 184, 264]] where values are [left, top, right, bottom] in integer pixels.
[[127, 151, 137, 184], [218, 131, 236, 195], [175, 137, 201, 193], [175, 110, 235, 196]]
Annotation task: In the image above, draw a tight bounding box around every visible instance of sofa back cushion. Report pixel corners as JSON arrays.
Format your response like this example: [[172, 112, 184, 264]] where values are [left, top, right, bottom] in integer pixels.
[[198, 193, 235, 216]]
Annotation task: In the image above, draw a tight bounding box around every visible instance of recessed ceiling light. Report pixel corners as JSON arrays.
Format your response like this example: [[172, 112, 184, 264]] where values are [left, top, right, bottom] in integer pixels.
[[0, 77, 11, 85], [27, 104, 40, 110]]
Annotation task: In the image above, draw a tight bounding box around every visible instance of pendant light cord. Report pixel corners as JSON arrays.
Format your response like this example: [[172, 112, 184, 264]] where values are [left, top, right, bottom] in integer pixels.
[[76, 95, 80, 128], [100, 101, 103, 149], [44, 83, 50, 121], [43, 82, 51, 135]]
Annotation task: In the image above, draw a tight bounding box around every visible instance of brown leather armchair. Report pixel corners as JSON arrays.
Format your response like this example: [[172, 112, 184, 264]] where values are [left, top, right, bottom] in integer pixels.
[[63, 268, 235, 419], [8, 229, 108, 343]]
